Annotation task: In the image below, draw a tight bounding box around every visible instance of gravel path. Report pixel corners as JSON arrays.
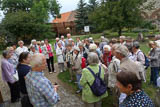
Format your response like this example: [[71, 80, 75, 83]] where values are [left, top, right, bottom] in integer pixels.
[[0, 56, 85, 107]]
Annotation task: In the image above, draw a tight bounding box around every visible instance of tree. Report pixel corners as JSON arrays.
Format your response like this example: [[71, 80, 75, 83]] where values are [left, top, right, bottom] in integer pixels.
[[89, 0, 147, 36], [75, 0, 89, 33], [0, 0, 60, 43], [87, 0, 98, 12]]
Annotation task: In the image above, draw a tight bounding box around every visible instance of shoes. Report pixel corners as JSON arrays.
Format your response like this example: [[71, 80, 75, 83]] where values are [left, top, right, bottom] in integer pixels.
[[49, 71, 53, 74], [76, 90, 82, 94], [53, 70, 56, 73]]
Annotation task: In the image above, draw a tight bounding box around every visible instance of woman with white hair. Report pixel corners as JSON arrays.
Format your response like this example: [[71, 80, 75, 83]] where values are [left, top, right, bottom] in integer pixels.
[[1, 50, 20, 103], [102, 45, 112, 67], [80, 52, 108, 107], [56, 42, 65, 72], [16, 40, 28, 56]]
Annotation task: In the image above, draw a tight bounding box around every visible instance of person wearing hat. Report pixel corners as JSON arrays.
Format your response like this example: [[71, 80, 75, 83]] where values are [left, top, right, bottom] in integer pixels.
[[72, 47, 83, 94], [119, 36, 126, 45], [115, 44, 144, 104]]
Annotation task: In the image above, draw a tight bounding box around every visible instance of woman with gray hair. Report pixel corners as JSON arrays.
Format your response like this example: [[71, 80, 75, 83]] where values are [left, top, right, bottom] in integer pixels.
[[1, 50, 20, 103], [80, 52, 108, 107]]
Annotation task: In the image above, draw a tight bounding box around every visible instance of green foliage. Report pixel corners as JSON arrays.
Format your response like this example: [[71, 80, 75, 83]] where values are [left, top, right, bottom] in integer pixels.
[[0, 0, 60, 43], [89, 0, 147, 35], [75, 0, 89, 33]]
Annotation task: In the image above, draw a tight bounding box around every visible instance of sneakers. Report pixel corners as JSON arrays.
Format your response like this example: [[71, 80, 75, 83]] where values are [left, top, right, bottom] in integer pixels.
[[49, 71, 53, 74], [53, 70, 56, 73]]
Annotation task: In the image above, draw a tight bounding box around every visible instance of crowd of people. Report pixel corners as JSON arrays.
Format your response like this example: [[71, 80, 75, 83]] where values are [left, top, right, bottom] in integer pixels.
[[1, 33, 159, 107]]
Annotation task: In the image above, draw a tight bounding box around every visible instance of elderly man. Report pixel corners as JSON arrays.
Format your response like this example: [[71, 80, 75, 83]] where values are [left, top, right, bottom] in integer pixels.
[[115, 45, 144, 104], [60, 35, 65, 47], [16, 40, 28, 56], [25, 53, 60, 107], [65, 33, 72, 46]]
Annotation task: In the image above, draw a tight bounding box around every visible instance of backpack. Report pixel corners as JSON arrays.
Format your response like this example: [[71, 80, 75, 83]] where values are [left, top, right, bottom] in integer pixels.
[[87, 65, 107, 96], [137, 51, 150, 69], [81, 57, 86, 69]]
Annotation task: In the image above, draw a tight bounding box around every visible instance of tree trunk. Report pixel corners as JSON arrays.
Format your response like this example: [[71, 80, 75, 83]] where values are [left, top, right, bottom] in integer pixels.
[[118, 28, 122, 36]]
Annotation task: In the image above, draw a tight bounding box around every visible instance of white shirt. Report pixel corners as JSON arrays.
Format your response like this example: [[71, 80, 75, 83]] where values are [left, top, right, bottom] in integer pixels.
[[16, 46, 28, 56]]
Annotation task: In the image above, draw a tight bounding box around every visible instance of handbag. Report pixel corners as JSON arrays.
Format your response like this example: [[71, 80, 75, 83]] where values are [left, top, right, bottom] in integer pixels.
[[13, 70, 19, 81]]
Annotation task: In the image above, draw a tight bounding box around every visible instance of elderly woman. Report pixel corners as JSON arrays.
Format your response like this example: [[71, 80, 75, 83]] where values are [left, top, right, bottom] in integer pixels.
[[80, 52, 108, 107], [116, 71, 154, 107], [44, 39, 55, 73], [30, 46, 38, 56], [16, 40, 28, 56], [1, 50, 20, 103], [72, 47, 83, 94], [148, 41, 160, 86], [102, 45, 112, 67], [56, 42, 65, 72]]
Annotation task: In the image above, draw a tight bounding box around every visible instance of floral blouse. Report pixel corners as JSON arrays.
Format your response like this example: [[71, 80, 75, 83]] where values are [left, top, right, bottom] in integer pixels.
[[120, 90, 154, 107]]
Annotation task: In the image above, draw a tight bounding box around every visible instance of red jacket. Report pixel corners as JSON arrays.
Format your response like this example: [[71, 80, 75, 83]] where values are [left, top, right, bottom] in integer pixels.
[[103, 51, 112, 67]]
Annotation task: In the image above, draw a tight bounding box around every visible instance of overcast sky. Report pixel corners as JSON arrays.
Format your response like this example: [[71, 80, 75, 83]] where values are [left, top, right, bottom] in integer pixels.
[[58, 0, 89, 13], [0, 0, 90, 22]]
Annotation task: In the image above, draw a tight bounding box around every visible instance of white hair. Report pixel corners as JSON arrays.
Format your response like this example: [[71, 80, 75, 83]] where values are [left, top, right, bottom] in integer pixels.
[[18, 40, 24, 45], [30, 53, 45, 68], [56, 38, 59, 40], [88, 52, 99, 65], [103, 45, 111, 51], [31, 39, 36, 43], [89, 44, 97, 51], [58, 41, 62, 45], [61, 36, 64, 38]]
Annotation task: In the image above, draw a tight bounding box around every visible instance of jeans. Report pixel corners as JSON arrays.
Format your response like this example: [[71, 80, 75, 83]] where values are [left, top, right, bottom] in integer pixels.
[[76, 74, 83, 90], [151, 67, 159, 86]]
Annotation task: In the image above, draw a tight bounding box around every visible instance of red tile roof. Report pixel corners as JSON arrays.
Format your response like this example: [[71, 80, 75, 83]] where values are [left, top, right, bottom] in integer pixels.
[[52, 11, 76, 23]]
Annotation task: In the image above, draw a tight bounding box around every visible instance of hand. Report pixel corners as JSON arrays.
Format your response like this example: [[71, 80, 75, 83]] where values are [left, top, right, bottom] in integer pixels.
[[148, 56, 150, 58], [72, 67, 75, 70], [54, 85, 59, 92]]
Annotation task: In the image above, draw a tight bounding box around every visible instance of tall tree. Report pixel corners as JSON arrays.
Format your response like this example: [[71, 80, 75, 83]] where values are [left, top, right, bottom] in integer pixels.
[[0, 0, 61, 42], [75, 0, 89, 33], [89, 0, 147, 35], [87, 0, 98, 12]]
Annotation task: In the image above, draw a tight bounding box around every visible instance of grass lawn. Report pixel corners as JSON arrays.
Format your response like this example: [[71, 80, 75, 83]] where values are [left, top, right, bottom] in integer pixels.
[[57, 33, 158, 107]]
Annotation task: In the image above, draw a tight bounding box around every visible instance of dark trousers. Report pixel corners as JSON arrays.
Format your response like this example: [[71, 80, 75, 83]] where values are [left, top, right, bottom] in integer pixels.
[[46, 56, 54, 72], [7, 81, 20, 102], [150, 67, 159, 86]]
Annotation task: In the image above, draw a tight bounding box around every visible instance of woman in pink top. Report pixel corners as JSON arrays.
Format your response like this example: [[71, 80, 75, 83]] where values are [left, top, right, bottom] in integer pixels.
[[44, 39, 55, 73]]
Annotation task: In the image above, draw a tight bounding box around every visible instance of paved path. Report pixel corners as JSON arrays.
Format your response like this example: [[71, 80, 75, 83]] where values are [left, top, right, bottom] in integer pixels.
[[0, 56, 85, 107]]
